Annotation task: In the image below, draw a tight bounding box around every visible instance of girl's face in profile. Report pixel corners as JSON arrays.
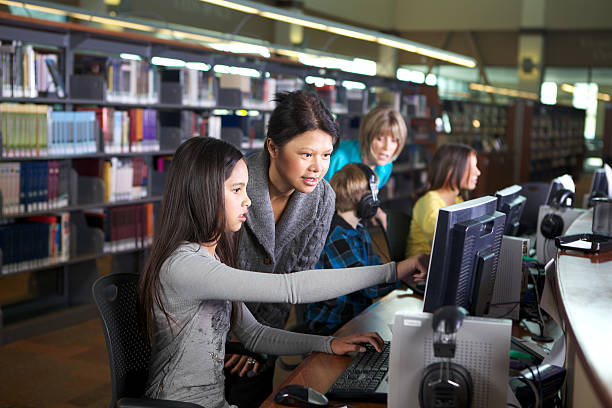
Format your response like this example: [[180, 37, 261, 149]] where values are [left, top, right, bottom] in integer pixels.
[[369, 129, 399, 167], [269, 129, 334, 194], [224, 159, 251, 232], [460, 152, 481, 191]]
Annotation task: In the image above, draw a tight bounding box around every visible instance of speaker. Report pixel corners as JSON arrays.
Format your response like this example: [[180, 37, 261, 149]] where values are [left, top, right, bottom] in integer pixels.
[[355, 163, 380, 220]]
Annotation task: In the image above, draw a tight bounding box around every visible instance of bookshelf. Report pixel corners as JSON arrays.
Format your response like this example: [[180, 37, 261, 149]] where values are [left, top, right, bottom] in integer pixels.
[[0, 12, 437, 343], [517, 102, 586, 182]]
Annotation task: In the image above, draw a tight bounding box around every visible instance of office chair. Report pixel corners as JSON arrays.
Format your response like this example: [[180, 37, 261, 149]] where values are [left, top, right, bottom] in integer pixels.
[[92, 273, 265, 408]]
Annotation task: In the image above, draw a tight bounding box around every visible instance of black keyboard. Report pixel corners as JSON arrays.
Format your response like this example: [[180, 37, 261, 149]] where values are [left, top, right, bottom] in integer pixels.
[[326, 341, 390, 402]]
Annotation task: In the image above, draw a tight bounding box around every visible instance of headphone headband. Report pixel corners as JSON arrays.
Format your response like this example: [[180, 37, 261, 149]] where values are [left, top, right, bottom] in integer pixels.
[[355, 163, 380, 220]]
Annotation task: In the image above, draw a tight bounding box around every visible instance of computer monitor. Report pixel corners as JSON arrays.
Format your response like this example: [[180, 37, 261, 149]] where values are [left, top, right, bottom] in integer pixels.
[[586, 168, 610, 207], [423, 196, 506, 316], [545, 175, 575, 208], [495, 185, 527, 236]]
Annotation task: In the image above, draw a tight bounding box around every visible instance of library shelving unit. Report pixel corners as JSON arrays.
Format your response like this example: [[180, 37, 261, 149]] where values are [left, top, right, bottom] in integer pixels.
[[0, 12, 438, 343], [437, 99, 515, 196], [517, 101, 586, 182]]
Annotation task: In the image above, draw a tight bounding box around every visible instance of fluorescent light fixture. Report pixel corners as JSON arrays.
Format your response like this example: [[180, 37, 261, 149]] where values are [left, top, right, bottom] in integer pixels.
[[561, 83, 575, 93], [209, 42, 271, 58], [540, 82, 557, 105], [564, 83, 612, 102], [586, 157, 604, 168], [298, 54, 376, 76], [248, 110, 260, 116], [214, 64, 261, 77], [305, 76, 336, 87], [425, 73, 437, 86], [158, 29, 220, 43], [396, 68, 425, 84], [235, 109, 248, 116], [469, 83, 538, 100], [259, 11, 327, 30], [212, 109, 233, 115], [68, 12, 155, 31], [598, 92, 611, 102], [342, 80, 366, 90], [151, 56, 186, 67], [120, 53, 142, 61], [185, 62, 211, 71], [199, 0, 258, 14], [196, 0, 477, 67], [326, 26, 377, 42]]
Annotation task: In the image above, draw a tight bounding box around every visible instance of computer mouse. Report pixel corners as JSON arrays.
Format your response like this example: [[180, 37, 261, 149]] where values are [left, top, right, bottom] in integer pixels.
[[273, 384, 329, 407]]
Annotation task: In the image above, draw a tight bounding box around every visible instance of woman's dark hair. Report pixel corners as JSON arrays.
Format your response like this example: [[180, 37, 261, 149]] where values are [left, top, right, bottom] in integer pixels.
[[265, 90, 339, 155], [422, 143, 475, 201], [138, 137, 244, 340]]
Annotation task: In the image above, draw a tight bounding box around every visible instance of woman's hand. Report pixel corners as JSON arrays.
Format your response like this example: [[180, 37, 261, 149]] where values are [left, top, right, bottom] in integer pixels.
[[224, 354, 260, 377], [330, 332, 384, 355], [396, 253, 429, 283]]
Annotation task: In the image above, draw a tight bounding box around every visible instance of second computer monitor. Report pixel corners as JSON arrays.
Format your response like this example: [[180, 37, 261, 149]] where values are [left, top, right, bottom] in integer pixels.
[[423, 196, 506, 316], [495, 184, 527, 236]]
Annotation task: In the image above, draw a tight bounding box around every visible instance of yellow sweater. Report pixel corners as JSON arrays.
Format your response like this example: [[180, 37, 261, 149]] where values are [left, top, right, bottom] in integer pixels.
[[405, 191, 463, 257]]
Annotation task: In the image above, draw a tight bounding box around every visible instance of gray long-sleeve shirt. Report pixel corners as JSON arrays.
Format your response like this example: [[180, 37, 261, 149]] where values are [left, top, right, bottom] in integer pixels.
[[145, 243, 396, 408], [238, 151, 336, 329]]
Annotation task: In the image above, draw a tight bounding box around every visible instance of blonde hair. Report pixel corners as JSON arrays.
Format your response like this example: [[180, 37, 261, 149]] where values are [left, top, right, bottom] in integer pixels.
[[330, 163, 378, 213], [358, 106, 407, 164]]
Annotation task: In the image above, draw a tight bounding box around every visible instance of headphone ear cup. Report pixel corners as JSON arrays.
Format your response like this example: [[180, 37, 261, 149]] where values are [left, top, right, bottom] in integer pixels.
[[419, 362, 473, 408], [357, 193, 379, 220]]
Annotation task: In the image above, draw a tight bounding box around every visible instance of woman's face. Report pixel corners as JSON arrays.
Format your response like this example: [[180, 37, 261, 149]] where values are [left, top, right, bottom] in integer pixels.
[[460, 152, 481, 191], [224, 159, 251, 232], [269, 129, 334, 194], [369, 129, 399, 167]]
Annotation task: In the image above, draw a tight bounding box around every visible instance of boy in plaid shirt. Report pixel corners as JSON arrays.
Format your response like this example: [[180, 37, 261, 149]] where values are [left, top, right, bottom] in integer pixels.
[[305, 163, 426, 335]]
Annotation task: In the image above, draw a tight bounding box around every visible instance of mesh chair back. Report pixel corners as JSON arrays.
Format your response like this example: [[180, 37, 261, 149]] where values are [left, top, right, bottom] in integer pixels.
[[92, 273, 151, 407]]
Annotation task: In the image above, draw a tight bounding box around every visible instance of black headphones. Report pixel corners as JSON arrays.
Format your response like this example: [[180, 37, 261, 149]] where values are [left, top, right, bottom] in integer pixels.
[[419, 306, 473, 408], [355, 163, 380, 220]]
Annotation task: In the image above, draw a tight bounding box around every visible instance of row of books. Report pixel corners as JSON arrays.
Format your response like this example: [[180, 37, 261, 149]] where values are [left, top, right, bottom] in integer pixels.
[[0, 104, 99, 157], [0, 160, 71, 216], [106, 57, 159, 104], [218, 74, 276, 110], [88, 107, 159, 153], [0, 212, 70, 274], [181, 68, 217, 107], [0, 40, 64, 99], [0, 104, 160, 157], [84, 203, 154, 253], [103, 157, 148, 203]]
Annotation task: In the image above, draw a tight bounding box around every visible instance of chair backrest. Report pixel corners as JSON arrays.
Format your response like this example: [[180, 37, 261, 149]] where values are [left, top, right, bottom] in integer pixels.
[[92, 273, 151, 407], [519, 182, 550, 234], [385, 210, 412, 262]]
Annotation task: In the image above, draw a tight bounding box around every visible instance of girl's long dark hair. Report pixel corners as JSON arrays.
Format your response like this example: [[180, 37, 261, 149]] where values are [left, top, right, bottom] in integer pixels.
[[138, 137, 244, 341], [418, 143, 475, 201]]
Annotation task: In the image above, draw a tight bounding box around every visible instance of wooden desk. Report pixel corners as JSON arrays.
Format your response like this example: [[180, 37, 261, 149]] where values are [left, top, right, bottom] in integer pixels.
[[259, 290, 424, 408], [555, 209, 612, 408]]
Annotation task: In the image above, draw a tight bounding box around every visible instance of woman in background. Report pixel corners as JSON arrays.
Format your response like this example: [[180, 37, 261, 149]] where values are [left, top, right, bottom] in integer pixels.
[[405, 143, 481, 258], [325, 105, 407, 228]]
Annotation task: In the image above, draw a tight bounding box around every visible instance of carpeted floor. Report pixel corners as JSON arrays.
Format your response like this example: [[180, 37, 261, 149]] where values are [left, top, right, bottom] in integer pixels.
[[0, 319, 110, 408]]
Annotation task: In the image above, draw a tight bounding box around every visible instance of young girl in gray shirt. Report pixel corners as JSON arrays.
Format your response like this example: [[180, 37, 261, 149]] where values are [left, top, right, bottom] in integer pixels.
[[138, 137, 429, 408]]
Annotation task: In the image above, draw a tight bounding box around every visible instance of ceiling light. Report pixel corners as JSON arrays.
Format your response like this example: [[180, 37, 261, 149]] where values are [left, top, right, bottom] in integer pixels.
[[469, 83, 538, 100], [151, 57, 186, 67], [327, 26, 377, 42], [259, 11, 327, 30], [209, 42, 271, 58], [120, 53, 142, 61], [185, 62, 212, 71], [214, 64, 261, 77], [199, 0, 258, 14]]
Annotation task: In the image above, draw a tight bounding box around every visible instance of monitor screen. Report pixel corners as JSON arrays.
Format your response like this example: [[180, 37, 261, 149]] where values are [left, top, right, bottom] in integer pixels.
[[495, 185, 527, 236], [545, 174, 575, 207], [423, 196, 506, 316]]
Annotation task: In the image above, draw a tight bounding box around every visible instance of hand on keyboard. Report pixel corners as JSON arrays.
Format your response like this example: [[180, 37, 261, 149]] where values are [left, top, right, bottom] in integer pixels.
[[330, 331, 384, 355]]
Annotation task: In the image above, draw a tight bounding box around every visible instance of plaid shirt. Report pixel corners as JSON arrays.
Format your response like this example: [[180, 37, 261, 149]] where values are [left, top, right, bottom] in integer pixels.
[[305, 213, 401, 335]]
